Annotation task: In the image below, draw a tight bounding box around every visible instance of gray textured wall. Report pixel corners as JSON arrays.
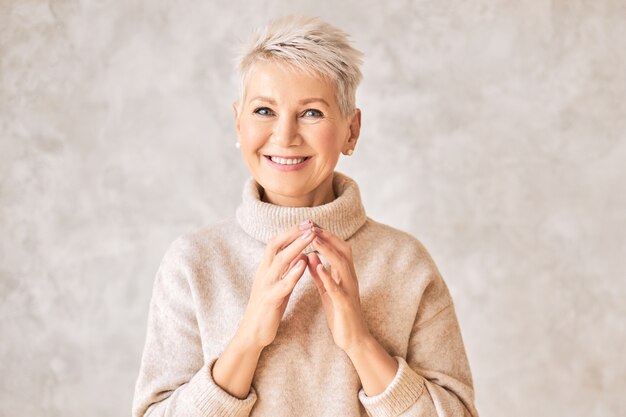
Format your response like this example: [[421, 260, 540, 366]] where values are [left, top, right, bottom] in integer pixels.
[[1, 1, 625, 416]]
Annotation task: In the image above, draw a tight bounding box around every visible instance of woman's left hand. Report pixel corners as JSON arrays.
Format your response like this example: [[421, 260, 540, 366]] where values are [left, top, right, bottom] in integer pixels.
[[306, 227, 371, 353]]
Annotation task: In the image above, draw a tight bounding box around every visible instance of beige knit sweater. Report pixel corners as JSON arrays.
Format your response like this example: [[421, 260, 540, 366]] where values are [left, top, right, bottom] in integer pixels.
[[133, 171, 478, 417]]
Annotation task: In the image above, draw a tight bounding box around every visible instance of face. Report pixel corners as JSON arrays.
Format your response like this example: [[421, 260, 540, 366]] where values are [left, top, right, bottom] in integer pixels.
[[234, 62, 360, 207]]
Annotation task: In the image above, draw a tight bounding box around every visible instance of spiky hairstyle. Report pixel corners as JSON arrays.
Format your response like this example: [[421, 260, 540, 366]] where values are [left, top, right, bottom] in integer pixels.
[[235, 15, 364, 117]]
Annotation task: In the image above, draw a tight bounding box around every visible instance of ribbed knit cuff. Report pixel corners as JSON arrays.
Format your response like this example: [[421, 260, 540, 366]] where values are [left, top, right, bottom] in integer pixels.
[[358, 356, 425, 417], [184, 357, 257, 417]]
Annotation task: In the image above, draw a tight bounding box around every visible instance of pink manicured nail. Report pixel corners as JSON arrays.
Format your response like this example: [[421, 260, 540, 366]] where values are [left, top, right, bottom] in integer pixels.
[[298, 220, 312, 230], [295, 260, 304, 268], [301, 230, 312, 239]]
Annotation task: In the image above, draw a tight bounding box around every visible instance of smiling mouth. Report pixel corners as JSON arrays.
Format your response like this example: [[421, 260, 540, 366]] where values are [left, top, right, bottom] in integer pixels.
[[264, 155, 311, 165]]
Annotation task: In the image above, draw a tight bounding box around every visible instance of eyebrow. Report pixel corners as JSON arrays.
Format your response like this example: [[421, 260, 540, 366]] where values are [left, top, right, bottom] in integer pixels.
[[249, 96, 330, 107]]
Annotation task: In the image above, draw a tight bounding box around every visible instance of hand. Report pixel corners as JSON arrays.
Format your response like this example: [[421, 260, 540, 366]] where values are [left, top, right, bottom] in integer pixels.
[[238, 221, 319, 350], [307, 228, 371, 353]]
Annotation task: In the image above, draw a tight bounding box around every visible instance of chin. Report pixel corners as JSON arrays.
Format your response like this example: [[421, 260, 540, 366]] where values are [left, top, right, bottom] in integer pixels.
[[263, 181, 308, 197]]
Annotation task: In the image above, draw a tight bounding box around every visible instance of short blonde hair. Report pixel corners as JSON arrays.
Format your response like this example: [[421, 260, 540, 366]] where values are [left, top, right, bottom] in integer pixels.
[[235, 15, 364, 117]]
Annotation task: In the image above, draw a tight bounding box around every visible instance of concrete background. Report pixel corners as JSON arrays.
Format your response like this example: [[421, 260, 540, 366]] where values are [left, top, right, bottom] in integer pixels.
[[1, 1, 625, 416]]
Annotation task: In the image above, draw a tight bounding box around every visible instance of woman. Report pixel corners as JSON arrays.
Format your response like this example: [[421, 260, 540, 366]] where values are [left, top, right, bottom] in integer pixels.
[[133, 16, 478, 417]]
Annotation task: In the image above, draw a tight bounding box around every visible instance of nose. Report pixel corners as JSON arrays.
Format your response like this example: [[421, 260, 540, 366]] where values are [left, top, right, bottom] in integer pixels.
[[270, 115, 302, 147]]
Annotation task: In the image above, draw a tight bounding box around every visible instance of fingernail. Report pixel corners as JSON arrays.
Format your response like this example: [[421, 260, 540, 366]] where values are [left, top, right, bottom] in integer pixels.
[[295, 259, 304, 268], [301, 230, 312, 239], [298, 220, 312, 230], [313, 226, 323, 234]]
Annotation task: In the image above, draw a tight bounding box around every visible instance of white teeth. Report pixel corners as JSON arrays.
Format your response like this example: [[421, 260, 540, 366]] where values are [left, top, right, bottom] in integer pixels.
[[269, 156, 306, 165]]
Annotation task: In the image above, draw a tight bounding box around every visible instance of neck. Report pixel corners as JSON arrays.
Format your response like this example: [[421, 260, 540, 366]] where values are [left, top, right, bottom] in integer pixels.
[[261, 175, 336, 207], [236, 171, 368, 243]]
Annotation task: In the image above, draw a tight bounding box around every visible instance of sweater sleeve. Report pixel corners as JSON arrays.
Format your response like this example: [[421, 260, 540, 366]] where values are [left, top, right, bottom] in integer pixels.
[[358, 247, 479, 417], [132, 237, 258, 417]]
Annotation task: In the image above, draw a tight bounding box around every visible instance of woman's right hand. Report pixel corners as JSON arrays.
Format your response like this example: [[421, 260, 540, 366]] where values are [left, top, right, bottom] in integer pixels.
[[238, 220, 319, 349]]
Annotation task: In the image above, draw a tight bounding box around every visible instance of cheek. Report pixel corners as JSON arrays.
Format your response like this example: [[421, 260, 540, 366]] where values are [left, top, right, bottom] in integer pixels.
[[240, 120, 270, 148], [309, 125, 345, 154]]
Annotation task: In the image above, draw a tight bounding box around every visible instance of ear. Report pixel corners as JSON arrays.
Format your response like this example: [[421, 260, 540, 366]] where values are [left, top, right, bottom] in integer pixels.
[[233, 102, 241, 135], [344, 108, 361, 151]]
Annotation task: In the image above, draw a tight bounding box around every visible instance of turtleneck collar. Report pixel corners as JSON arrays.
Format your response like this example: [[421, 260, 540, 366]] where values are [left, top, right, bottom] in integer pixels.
[[235, 171, 368, 244]]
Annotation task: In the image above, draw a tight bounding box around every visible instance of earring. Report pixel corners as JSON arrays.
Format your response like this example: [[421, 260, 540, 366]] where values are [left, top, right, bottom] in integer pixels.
[[345, 149, 353, 156], [235, 141, 240, 149]]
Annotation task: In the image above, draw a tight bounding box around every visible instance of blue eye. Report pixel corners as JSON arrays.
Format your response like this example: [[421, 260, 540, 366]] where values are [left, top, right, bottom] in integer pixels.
[[254, 107, 274, 116], [302, 109, 323, 118]]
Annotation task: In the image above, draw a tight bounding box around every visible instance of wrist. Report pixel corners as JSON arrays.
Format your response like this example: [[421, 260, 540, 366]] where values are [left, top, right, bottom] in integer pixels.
[[343, 330, 375, 358], [343, 333, 399, 397], [233, 328, 266, 355]]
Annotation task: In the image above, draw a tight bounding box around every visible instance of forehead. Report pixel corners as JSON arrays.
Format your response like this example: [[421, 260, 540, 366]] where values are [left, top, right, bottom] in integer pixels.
[[244, 62, 338, 106]]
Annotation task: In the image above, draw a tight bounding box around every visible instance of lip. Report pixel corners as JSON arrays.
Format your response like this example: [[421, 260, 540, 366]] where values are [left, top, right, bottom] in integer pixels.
[[263, 155, 312, 172], [265, 155, 310, 159]]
